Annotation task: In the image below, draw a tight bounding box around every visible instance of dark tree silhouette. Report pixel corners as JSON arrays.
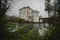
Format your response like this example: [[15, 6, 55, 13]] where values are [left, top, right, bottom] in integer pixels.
[[0, 0, 12, 40], [45, 0, 60, 40]]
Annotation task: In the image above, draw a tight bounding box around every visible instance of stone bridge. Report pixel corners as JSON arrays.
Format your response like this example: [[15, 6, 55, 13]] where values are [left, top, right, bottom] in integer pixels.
[[39, 18, 49, 23]]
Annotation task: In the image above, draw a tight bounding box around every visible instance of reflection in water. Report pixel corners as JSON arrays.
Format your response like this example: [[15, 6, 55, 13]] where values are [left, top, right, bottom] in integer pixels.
[[11, 22, 49, 35], [18, 22, 49, 29], [19, 23, 48, 35]]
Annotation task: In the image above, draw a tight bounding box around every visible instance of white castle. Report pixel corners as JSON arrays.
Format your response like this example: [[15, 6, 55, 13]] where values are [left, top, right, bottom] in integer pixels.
[[19, 6, 39, 22]]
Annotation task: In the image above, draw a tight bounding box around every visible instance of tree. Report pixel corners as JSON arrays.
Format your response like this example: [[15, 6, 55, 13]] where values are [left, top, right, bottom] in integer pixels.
[[45, 0, 60, 40], [0, 0, 12, 40]]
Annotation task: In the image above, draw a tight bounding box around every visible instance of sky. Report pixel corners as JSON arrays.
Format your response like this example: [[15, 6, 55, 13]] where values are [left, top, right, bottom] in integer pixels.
[[8, 0, 48, 18]]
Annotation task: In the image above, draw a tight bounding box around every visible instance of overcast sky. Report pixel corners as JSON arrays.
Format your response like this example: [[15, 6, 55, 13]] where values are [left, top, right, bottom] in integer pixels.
[[8, 0, 48, 18]]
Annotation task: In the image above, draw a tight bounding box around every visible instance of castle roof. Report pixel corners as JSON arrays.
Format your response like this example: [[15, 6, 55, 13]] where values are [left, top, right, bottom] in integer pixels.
[[19, 6, 39, 13]]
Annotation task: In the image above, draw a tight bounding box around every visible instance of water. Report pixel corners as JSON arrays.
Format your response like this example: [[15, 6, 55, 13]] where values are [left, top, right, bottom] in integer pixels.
[[8, 22, 49, 35]]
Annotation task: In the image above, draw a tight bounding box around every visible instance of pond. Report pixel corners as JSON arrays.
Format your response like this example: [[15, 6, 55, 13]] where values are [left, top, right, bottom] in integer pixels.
[[8, 22, 49, 36]]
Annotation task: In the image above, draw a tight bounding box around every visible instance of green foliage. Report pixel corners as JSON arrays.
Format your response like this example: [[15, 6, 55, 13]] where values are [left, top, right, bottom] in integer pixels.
[[27, 29, 41, 40], [0, 0, 12, 40], [10, 25, 41, 40], [45, 0, 60, 40]]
